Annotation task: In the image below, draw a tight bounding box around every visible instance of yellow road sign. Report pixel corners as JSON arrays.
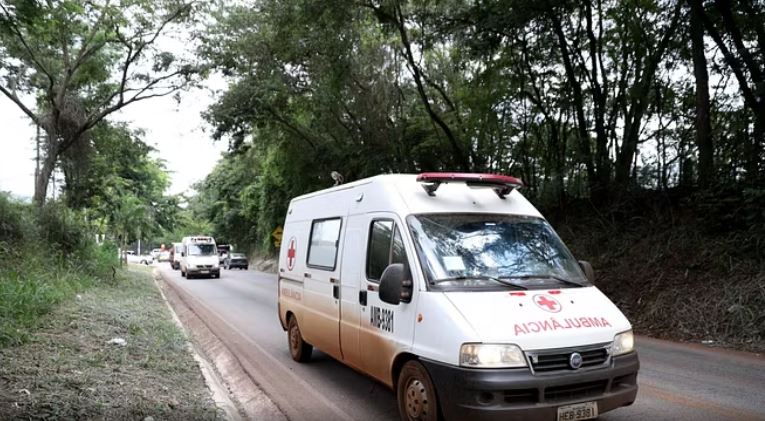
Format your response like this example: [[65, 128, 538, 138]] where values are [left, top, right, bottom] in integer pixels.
[[272, 226, 283, 248]]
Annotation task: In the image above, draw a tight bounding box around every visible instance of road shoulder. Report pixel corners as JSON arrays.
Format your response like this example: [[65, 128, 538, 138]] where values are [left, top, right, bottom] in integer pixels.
[[155, 268, 286, 421]]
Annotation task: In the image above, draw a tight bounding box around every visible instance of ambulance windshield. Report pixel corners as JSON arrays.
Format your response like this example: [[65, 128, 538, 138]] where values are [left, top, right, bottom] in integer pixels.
[[407, 214, 588, 289]]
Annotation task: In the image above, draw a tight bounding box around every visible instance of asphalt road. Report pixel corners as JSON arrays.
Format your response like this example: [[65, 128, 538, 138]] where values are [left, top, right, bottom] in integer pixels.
[[157, 264, 765, 421]]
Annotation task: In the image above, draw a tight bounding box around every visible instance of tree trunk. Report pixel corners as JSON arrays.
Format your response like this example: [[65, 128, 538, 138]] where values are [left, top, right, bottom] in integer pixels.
[[549, 12, 597, 196], [34, 153, 56, 206], [584, 1, 611, 196], [615, 2, 682, 187], [690, 4, 714, 187]]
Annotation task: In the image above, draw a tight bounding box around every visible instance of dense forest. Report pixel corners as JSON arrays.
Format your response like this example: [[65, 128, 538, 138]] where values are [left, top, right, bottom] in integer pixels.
[[193, 0, 764, 254]]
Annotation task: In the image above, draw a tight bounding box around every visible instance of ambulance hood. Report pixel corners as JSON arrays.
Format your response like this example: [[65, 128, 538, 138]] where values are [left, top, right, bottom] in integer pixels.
[[443, 286, 631, 350]]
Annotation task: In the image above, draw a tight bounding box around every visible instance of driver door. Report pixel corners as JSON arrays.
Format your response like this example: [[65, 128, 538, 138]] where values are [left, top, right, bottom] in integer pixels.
[[358, 214, 418, 385]]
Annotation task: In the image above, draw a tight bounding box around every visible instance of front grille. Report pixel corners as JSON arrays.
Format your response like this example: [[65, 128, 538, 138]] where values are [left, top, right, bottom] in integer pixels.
[[503, 388, 537, 404], [544, 380, 607, 402], [199, 265, 213, 269], [527, 344, 610, 373], [501, 379, 610, 405]]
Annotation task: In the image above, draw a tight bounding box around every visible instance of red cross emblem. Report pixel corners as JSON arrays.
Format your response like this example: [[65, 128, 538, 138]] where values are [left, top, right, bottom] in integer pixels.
[[533, 294, 561, 313], [287, 237, 297, 271]]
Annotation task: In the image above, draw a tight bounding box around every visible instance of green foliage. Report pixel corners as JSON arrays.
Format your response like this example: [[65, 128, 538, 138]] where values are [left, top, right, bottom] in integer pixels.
[[0, 194, 117, 347], [0, 192, 26, 245], [59, 121, 178, 248], [195, 0, 764, 255], [37, 202, 93, 258]]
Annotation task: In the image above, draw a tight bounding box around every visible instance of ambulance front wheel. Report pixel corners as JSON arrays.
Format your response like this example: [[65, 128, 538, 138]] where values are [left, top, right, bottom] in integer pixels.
[[397, 360, 440, 421], [288, 316, 312, 362]]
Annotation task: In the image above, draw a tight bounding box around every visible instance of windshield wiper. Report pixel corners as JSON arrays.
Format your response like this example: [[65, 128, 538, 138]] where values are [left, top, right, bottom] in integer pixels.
[[432, 275, 528, 290], [500, 274, 584, 288]]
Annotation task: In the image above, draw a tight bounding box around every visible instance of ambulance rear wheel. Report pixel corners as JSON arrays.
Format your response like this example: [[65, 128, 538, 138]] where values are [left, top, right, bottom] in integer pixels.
[[397, 360, 439, 421], [288, 316, 312, 362]]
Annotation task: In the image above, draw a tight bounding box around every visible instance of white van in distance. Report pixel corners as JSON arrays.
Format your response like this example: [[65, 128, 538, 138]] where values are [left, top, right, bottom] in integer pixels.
[[180, 236, 220, 279], [277, 173, 638, 421], [170, 242, 183, 270]]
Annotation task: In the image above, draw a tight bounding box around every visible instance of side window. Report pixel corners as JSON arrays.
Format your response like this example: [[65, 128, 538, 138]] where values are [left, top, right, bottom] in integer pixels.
[[391, 226, 406, 265], [367, 220, 394, 281], [307, 218, 342, 270], [366, 220, 409, 282]]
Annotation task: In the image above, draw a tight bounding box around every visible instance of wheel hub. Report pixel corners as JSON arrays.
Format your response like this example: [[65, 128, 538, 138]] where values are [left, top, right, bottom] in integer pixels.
[[289, 325, 299, 352], [405, 379, 429, 419]]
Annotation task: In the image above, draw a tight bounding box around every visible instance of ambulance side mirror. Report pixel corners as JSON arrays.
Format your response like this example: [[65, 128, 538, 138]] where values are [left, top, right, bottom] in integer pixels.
[[379, 263, 413, 305], [579, 260, 594, 282]]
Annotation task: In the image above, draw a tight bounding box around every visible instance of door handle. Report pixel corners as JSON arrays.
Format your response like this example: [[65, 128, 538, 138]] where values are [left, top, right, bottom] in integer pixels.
[[333, 285, 340, 299], [359, 290, 367, 306]]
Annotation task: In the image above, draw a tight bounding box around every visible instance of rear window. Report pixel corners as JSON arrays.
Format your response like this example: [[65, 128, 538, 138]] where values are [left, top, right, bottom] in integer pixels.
[[307, 218, 342, 270]]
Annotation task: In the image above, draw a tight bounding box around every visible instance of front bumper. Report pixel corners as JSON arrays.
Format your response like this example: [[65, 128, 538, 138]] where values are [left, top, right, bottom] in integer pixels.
[[188, 268, 220, 277], [422, 352, 639, 421]]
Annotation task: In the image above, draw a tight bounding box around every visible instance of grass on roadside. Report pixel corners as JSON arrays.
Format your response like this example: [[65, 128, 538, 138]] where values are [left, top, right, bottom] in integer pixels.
[[0, 267, 220, 420], [0, 252, 105, 347], [1, 193, 119, 348]]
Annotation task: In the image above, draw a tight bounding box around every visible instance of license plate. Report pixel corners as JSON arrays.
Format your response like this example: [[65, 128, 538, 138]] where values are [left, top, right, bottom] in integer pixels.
[[557, 401, 598, 421], [200, 270, 209, 274]]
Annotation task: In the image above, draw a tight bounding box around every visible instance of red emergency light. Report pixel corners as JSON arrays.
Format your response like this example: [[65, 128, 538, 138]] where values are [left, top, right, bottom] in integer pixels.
[[416, 172, 524, 199]]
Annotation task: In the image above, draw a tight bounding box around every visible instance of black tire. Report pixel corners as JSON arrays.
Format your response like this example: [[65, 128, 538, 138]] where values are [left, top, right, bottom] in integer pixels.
[[397, 360, 439, 421], [287, 316, 312, 362]]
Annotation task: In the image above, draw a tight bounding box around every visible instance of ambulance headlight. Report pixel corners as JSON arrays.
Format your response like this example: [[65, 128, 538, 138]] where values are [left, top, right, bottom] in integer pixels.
[[612, 330, 635, 356], [459, 343, 526, 368]]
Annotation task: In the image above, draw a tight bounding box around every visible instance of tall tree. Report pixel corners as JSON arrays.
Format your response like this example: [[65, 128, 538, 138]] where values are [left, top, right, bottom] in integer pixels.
[[0, 0, 199, 206], [688, 0, 765, 182], [689, 1, 714, 187]]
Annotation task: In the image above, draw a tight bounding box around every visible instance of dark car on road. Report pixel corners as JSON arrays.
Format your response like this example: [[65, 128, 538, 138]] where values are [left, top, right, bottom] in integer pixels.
[[224, 253, 249, 270]]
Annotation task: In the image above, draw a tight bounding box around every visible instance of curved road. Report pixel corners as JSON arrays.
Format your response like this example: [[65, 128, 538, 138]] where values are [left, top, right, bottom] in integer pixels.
[[157, 264, 765, 421]]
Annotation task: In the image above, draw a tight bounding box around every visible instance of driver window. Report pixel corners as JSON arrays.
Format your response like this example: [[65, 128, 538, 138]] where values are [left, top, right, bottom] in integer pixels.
[[366, 220, 409, 283]]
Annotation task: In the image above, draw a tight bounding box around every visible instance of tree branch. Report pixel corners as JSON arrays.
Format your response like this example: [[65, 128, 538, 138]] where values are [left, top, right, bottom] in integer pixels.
[[0, 2, 56, 95], [688, 0, 758, 110], [0, 84, 41, 126]]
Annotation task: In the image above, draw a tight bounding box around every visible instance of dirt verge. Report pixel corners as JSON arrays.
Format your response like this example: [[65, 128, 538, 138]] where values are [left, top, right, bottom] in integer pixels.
[[155, 271, 285, 421]]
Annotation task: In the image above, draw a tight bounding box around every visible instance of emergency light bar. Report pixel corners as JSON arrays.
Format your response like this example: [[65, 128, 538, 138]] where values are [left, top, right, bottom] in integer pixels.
[[416, 172, 524, 199]]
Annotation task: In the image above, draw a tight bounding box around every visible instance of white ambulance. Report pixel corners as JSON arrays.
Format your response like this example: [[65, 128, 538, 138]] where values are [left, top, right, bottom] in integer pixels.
[[180, 236, 220, 279], [277, 173, 638, 421]]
